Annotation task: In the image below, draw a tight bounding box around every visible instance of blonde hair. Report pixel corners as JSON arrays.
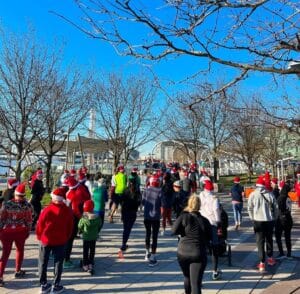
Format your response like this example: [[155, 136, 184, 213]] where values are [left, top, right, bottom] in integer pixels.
[[184, 194, 200, 213]]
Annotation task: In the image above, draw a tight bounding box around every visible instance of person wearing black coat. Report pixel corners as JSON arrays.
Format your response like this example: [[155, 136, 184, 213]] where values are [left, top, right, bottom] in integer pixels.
[[172, 195, 212, 294], [275, 181, 293, 259]]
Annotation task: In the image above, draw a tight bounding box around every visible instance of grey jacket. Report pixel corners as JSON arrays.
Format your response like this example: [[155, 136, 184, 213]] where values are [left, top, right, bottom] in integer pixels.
[[142, 186, 162, 220], [247, 187, 278, 221]]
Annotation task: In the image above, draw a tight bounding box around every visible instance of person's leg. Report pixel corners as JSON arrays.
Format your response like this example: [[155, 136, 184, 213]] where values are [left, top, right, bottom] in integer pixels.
[[38, 243, 51, 285], [0, 233, 14, 278], [144, 219, 152, 252], [52, 244, 66, 287], [14, 231, 28, 273], [189, 259, 207, 294], [151, 220, 160, 254], [275, 221, 284, 255], [211, 225, 219, 272], [178, 258, 191, 294], [121, 212, 136, 250], [232, 203, 238, 226], [284, 226, 292, 257], [65, 217, 79, 262], [166, 208, 173, 227], [83, 240, 89, 266], [160, 207, 167, 231], [265, 222, 274, 258], [254, 221, 265, 262], [89, 240, 96, 266], [237, 202, 243, 225]]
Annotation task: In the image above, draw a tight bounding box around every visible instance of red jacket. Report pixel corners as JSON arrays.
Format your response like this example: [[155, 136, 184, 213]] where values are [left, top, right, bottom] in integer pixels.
[[36, 202, 73, 246], [295, 181, 300, 197], [66, 184, 91, 219]]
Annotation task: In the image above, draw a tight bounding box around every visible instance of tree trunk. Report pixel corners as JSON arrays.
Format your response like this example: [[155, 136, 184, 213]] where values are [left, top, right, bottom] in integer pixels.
[[45, 155, 52, 193], [213, 157, 218, 182]]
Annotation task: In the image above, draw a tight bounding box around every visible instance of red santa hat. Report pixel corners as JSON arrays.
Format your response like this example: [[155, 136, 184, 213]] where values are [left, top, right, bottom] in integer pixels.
[[15, 183, 26, 196], [279, 180, 285, 189], [149, 176, 160, 187], [36, 170, 43, 178], [264, 171, 271, 191], [7, 178, 19, 189], [271, 178, 278, 185], [70, 169, 77, 177], [233, 176, 240, 184], [204, 180, 214, 191], [83, 200, 94, 213], [117, 165, 125, 172], [78, 173, 87, 183], [131, 167, 138, 173], [202, 171, 208, 176], [256, 175, 265, 187], [66, 176, 79, 189], [51, 187, 67, 202]]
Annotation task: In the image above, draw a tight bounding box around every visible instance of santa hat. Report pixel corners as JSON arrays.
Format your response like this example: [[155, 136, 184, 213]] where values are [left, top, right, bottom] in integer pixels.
[[51, 187, 66, 202], [7, 178, 19, 189], [202, 171, 208, 176], [256, 176, 265, 187], [117, 165, 125, 172], [66, 176, 79, 189], [83, 200, 94, 213], [233, 176, 240, 184], [204, 180, 214, 191], [64, 169, 69, 174], [36, 170, 43, 178], [131, 167, 138, 173], [149, 176, 160, 187], [70, 169, 77, 176], [271, 178, 278, 185], [78, 173, 87, 183], [15, 183, 26, 196], [173, 180, 181, 188], [264, 171, 271, 191], [279, 180, 285, 189]]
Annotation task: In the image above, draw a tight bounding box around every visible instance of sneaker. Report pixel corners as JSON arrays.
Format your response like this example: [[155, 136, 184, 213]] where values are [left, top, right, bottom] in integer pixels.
[[51, 285, 64, 294], [118, 250, 124, 259], [148, 256, 158, 267], [267, 257, 276, 266], [145, 251, 151, 261], [258, 262, 265, 272], [0, 278, 4, 287], [160, 230, 165, 236], [276, 253, 286, 260], [212, 270, 222, 280], [40, 283, 52, 294], [14, 270, 26, 278], [82, 265, 89, 272], [235, 224, 239, 230], [63, 260, 75, 269]]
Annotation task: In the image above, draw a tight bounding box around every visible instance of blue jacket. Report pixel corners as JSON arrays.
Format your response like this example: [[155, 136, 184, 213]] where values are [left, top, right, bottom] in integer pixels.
[[231, 184, 244, 202], [142, 186, 162, 220]]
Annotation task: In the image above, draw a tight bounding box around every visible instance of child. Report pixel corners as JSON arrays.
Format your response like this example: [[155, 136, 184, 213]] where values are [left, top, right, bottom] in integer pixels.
[[78, 200, 102, 274], [36, 187, 73, 294]]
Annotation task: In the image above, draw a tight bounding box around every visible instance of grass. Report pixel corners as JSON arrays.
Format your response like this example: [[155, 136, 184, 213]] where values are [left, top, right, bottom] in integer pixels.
[[219, 174, 256, 189], [25, 188, 51, 207]]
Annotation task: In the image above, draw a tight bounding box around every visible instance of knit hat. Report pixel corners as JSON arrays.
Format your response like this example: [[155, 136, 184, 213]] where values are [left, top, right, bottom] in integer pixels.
[[173, 180, 181, 188], [271, 178, 278, 185], [83, 200, 94, 213], [204, 180, 214, 191], [7, 178, 19, 189], [15, 183, 26, 196], [51, 187, 66, 202], [256, 176, 265, 187], [117, 165, 125, 172], [279, 180, 285, 189], [66, 176, 79, 189], [233, 176, 240, 184], [131, 167, 138, 173]]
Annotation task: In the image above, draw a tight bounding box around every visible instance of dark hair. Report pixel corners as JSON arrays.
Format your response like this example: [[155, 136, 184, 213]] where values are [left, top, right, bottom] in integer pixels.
[[94, 172, 103, 181]]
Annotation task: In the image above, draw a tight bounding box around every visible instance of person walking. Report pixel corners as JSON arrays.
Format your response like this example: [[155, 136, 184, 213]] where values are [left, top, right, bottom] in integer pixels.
[[275, 181, 293, 259], [248, 175, 278, 272], [173, 180, 189, 219], [199, 180, 222, 280], [0, 183, 33, 287], [30, 170, 45, 231], [78, 200, 102, 274], [230, 176, 244, 230], [142, 176, 162, 266], [0, 178, 19, 207], [36, 187, 73, 294], [118, 177, 140, 259], [172, 195, 212, 294]]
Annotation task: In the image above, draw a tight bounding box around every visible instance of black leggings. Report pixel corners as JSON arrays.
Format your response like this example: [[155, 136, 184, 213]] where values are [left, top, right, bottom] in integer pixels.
[[178, 257, 207, 294], [275, 220, 292, 256], [83, 240, 96, 266], [144, 219, 160, 254]]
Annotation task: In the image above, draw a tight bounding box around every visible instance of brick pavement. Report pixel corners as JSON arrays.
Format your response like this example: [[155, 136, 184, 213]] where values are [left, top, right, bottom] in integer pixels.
[[0, 195, 299, 294]]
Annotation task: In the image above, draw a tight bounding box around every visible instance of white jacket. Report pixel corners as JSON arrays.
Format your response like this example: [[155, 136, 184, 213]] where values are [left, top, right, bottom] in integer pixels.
[[199, 190, 221, 226]]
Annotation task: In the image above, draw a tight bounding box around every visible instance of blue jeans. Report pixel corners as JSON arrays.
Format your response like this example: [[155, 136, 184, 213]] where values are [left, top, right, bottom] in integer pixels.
[[232, 202, 243, 224]]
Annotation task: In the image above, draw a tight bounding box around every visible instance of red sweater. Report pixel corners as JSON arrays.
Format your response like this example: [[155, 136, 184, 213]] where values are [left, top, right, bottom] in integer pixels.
[[36, 202, 74, 246], [66, 184, 91, 219]]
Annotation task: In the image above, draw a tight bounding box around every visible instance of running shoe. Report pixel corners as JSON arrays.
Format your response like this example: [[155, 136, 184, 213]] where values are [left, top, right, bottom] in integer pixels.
[[258, 262, 265, 272], [148, 256, 158, 267], [14, 270, 26, 278], [40, 283, 52, 294], [51, 285, 64, 294], [267, 257, 276, 266]]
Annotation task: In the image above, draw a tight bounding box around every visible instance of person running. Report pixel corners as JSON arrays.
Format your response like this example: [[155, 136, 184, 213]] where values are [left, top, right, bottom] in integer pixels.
[[160, 172, 174, 236], [78, 200, 102, 274], [230, 176, 244, 230], [248, 175, 278, 272], [0, 183, 33, 287], [109, 165, 127, 223], [275, 180, 293, 260], [118, 177, 141, 259], [36, 187, 73, 294], [142, 176, 162, 267], [173, 181, 189, 219], [172, 195, 212, 294], [30, 170, 45, 231], [199, 180, 222, 280], [92, 173, 108, 229]]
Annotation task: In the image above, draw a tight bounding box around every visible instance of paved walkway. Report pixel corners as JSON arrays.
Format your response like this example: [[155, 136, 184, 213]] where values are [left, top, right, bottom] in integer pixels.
[[1, 194, 300, 294]]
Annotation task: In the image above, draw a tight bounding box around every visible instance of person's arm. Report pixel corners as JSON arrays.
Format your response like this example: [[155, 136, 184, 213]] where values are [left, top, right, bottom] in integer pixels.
[[172, 213, 184, 236], [247, 194, 254, 220]]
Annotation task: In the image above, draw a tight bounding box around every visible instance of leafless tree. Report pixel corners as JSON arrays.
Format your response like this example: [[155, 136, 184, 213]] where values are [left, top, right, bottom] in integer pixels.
[[93, 72, 162, 169], [33, 69, 93, 191], [0, 30, 61, 179]]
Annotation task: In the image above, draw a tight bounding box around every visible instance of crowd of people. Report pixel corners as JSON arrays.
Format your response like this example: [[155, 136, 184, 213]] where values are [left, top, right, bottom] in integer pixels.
[[0, 163, 298, 294]]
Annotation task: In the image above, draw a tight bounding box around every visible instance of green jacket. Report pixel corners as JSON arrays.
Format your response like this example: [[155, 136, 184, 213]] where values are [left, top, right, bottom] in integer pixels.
[[78, 213, 102, 241]]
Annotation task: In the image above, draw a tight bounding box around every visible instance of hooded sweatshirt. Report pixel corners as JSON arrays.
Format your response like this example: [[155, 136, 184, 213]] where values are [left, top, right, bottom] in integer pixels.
[[78, 212, 102, 241], [199, 190, 221, 226]]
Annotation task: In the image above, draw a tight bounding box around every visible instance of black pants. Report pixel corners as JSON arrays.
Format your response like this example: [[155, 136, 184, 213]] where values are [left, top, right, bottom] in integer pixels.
[[38, 243, 66, 287], [83, 240, 96, 266], [144, 219, 160, 254], [31, 200, 41, 228], [178, 256, 207, 294], [254, 221, 274, 262], [121, 211, 137, 251], [65, 216, 79, 262], [275, 218, 292, 256]]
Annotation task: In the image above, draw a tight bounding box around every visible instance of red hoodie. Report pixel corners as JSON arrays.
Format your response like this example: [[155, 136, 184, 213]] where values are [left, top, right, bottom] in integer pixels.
[[36, 202, 73, 246]]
